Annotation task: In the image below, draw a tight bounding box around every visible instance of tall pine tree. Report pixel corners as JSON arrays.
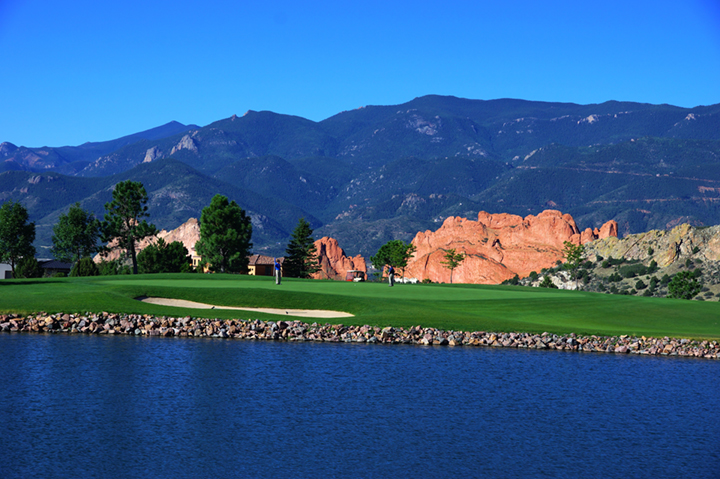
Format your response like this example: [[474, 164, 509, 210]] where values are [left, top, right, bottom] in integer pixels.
[[284, 218, 320, 278], [101, 180, 157, 275]]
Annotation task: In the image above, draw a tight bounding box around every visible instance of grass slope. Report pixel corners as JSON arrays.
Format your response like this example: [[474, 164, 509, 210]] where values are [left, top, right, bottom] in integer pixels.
[[1, 274, 719, 340]]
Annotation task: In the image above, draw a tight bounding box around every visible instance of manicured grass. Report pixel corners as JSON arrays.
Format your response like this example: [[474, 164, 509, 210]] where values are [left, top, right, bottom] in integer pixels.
[[1, 274, 719, 340]]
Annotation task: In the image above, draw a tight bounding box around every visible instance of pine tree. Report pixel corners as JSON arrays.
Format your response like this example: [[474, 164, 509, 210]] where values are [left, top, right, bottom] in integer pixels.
[[195, 194, 253, 273], [284, 218, 320, 278], [101, 180, 157, 274]]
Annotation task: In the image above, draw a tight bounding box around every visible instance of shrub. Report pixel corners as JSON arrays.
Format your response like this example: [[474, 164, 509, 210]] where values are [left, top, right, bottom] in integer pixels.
[[539, 276, 557, 288], [607, 272, 622, 282], [635, 279, 647, 290], [528, 271, 539, 281], [70, 257, 99, 277], [502, 274, 520, 285], [647, 260, 658, 274], [97, 259, 131, 275], [421, 278, 432, 284], [647, 247, 654, 256], [642, 289, 653, 297], [692, 246, 700, 254], [603, 256, 625, 267], [660, 274, 671, 285], [619, 263, 647, 279]]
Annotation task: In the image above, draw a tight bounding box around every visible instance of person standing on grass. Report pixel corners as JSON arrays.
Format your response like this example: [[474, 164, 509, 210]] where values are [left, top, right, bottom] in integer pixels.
[[388, 265, 395, 287], [274, 258, 281, 285]]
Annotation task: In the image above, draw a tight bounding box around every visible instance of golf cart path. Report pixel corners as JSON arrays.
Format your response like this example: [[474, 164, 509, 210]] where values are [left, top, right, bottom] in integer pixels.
[[137, 297, 354, 318]]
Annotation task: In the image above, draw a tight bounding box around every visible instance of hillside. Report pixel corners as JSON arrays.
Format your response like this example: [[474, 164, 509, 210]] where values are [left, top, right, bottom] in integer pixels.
[[514, 223, 720, 301], [3, 95, 720, 257]]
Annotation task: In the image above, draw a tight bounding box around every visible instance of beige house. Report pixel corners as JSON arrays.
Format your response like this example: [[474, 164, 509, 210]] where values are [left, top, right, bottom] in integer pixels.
[[248, 255, 284, 276]]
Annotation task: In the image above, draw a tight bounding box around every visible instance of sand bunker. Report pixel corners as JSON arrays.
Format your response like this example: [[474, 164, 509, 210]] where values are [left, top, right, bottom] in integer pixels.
[[137, 297, 354, 319]]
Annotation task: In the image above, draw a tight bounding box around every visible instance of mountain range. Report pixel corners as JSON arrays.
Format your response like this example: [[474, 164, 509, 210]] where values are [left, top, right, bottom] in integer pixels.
[[2, 95, 720, 258]]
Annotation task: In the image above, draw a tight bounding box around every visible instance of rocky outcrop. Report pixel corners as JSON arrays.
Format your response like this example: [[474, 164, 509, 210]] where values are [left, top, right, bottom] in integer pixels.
[[312, 237, 367, 280], [2, 313, 717, 359], [96, 218, 200, 262], [404, 210, 617, 284], [585, 223, 720, 268], [143, 146, 163, 163], [170, 134, 198, 155]]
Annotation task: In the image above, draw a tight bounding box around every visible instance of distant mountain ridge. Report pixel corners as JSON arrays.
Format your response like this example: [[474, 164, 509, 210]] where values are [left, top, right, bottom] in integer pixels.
[[3, 95, 720, 257]]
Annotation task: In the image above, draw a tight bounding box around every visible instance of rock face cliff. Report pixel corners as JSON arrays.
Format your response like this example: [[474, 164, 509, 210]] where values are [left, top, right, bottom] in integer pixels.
[[585, 223, 720, 268], [312, 237, 367, 281], [403, 210, 617, 284], [96, 218, 201, 262]]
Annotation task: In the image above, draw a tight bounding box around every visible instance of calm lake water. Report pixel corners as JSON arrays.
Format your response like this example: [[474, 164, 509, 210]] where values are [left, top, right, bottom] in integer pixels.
[[0, 333, 718, 478]]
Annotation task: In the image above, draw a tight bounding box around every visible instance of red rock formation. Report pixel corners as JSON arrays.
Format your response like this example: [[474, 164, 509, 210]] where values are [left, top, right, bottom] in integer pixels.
[[404, 210, 617, 284], [312, 237, 367, 281]]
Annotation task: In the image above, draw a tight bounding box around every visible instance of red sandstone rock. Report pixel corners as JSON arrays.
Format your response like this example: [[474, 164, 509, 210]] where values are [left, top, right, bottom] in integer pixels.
[[404, 210, 617, 284], [312, 237, 367, 281]]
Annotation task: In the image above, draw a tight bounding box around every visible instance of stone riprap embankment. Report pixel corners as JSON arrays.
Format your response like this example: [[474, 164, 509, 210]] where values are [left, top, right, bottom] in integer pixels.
[[1, 313, 718, 359]]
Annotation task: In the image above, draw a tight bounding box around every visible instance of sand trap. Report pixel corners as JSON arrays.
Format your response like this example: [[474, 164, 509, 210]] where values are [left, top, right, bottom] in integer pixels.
[[137, 297, 354, 319]]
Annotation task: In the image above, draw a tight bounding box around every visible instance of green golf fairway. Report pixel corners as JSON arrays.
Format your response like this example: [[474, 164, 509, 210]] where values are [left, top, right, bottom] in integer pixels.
[[1, 274, 719, 340]]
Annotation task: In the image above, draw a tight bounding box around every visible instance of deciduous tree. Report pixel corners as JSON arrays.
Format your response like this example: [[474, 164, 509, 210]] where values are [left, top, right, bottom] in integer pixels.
[[562, 240, 585, 289], [370, 240, 416, 278], [138, 238, 192, 273], [284, 217, 320, 278], [102, 181, 157, 275], [440, 248, 466, 284], [0, 200, 36, 277], [51, 202, 101, 263], [195, 194, 253, 273]]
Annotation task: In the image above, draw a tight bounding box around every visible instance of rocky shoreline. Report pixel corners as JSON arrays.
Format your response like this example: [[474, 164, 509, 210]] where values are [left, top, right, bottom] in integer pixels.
[[1, 312, 718, 360]]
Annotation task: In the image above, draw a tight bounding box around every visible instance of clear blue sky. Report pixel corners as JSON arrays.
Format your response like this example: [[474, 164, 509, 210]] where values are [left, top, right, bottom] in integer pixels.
[[1, 0, 719, 147]]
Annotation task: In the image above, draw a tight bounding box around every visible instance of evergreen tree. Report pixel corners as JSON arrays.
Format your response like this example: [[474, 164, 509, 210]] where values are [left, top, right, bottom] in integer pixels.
[[15, 256, 43, 279], [284, 218, 320, 278], [102, 181, 157, 275], [667, 271, 702, 300], [51, 202, 101, 263], [70, 257, 100, 277], [195, 194, 253, 273], [0, 200, 36, 277]]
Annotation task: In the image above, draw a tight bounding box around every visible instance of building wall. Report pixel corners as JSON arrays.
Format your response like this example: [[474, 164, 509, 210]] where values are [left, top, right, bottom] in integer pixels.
[[0, 263, 12, 279]]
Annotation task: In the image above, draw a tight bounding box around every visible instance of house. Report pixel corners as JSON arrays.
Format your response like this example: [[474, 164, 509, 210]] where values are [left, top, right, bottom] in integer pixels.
[[0, 263, 11, 279], [39, 260, 74, 276], [248, 255, 283, 276]]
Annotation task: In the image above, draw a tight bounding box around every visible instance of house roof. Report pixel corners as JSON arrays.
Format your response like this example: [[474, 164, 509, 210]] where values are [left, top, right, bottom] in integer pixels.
[[39, 260, 74, 270], [248, 254, 284, 266]]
